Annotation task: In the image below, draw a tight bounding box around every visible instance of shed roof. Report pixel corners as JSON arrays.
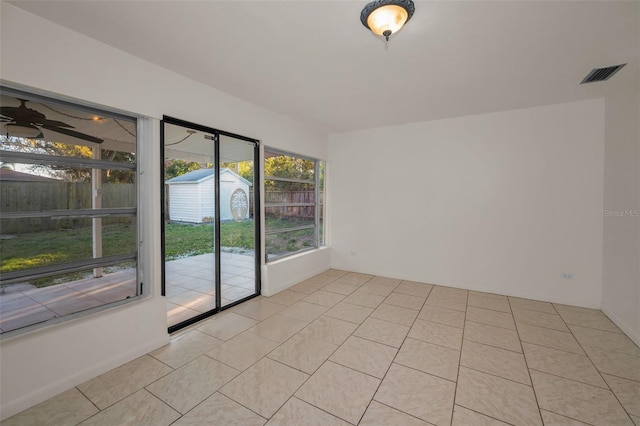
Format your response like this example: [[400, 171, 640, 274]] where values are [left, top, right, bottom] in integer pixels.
[[166, 168, 213, 183], [0, 168, 59, 182], [165, 168, 252, 186]]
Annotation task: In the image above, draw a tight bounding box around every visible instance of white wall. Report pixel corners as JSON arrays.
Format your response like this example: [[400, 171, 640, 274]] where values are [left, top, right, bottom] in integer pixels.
[[329, 99, 605, 308], [262, 247, 331, 297], [168, 183, 202, 223], [600, 58, 640, 345], [0, 3, 328, 419]]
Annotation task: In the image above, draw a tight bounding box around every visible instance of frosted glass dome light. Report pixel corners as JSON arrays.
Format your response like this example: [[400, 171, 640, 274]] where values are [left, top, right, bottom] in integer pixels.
[[360, 0, 415, 42]]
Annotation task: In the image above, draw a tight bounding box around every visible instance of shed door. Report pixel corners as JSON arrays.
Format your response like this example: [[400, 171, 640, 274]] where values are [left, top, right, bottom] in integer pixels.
[[161, 117, 260, 333]]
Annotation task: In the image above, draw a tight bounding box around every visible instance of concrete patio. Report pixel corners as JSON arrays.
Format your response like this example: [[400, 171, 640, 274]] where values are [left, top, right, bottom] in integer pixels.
[[165, 251, 256, 327], [0, 251, 256, 333]]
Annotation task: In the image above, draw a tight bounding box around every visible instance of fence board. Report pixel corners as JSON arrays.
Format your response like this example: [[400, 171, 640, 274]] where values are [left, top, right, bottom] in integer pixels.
[[0, 183, 322, 234], [261, 190, 322, 220], [1, 181, 135, 234]]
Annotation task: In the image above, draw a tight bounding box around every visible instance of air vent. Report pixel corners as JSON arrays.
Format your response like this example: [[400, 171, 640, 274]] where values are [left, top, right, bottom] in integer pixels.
[[581, 64, 626, 84]]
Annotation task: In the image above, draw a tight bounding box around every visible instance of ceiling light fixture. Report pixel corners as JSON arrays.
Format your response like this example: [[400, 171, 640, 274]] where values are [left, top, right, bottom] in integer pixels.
[[360, 0, 415, 42]]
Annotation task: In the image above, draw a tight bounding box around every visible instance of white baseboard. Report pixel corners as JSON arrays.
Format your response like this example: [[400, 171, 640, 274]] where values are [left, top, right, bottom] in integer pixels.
[[601, 307, 640, 348]]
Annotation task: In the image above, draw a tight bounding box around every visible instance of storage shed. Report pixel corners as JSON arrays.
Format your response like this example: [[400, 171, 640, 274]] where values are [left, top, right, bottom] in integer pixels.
[[165, 168, 251, 223]]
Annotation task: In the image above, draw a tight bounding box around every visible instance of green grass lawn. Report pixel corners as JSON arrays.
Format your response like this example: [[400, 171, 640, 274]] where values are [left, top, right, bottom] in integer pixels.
[[164, 221, 255, 260], [0, 223, 137, 273], [1, 219, 319, 287], [0, 221, 256, 273]]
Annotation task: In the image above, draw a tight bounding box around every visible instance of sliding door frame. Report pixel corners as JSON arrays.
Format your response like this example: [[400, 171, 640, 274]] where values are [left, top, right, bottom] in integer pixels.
[[161, 116, 261, 333]]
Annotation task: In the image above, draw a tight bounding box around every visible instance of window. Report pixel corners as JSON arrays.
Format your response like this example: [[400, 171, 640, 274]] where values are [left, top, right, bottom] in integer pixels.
[[264, 149, 325, 261], [0, 87, 139, 335]]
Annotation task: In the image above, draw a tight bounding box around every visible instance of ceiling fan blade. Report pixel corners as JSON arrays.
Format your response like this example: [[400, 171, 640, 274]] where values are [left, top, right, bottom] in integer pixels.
[[0, 106, 19, 118], [1, 101, 47, 124], [1, 104, 74, 128], [41, 125, 104, 144], [41, 119, 74, 128]]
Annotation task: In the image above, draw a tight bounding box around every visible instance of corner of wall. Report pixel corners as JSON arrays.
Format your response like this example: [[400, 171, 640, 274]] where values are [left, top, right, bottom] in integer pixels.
[[600, 55, 640, 346], [262, 247, 331, 296]]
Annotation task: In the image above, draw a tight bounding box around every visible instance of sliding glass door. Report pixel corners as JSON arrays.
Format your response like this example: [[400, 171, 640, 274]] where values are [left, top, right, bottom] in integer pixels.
[[218, 135, 258, 307], [161, 117, 259, 332]]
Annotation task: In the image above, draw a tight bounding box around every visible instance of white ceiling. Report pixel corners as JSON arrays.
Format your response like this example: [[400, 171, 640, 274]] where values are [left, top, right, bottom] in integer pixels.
[[0, 94, 254, 162], [8, 1, 639, 134]]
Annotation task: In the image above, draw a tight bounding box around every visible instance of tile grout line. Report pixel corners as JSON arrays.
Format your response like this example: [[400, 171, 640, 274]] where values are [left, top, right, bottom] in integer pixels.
[[268, 273, 377, 424], [452, 403, 518, 426], [449, 289, 469, 426], [553, 303, 638, 424], [526, 367, 609, 390], [514, 322, 588, 355], [460, 333, 524, 355], [352, 280, 432, 425], [535, 299, 606, 426], [457, 364, 533, 388], [225, 274, 362, 422], [508, 297, 545, 425], [599, 371, 640, 384], [210, 294, 336, 423], [537, 409, 598, 426], [373, 400, 441, 426], [463, 317, 520, 332], [74, 386, 102, 424], [278, 361, 362, 425], [215, 388, 272, 421], [75, 355, 178, 419], [512, 319, 571, 333], [248, 357, 316, 421], [288, 395, 354, 425]]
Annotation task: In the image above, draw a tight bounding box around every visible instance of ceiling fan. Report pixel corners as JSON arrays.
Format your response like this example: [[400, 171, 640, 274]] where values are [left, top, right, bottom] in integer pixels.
[[0, 99, 103, 144]]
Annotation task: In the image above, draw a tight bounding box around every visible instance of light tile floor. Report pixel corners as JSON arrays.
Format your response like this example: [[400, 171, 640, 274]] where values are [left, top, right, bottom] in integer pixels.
[[4, 270, 640, 425]]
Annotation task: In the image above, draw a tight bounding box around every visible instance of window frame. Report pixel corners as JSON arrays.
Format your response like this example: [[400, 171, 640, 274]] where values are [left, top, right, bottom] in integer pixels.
[[264, 147, 325, 262], [0, 86, 143, 338]]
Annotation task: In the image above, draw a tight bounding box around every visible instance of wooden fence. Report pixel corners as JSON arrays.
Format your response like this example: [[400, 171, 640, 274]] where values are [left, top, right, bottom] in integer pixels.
[[1, 181, 135, 233], [261, 190, 321, 220], [1, 183, 322, 234]]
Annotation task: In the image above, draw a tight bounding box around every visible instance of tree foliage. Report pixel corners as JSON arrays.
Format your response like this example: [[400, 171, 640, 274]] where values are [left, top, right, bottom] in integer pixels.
[[221, 156, 320, 190], [220, 161, 254, 182], [1, 136, 324, 188], [164, 159, 202, 180], [102, 150, 136, 183], [265, 154, 315, 190], [222, 155, 323, 190], [0, 136, 136, 182]]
